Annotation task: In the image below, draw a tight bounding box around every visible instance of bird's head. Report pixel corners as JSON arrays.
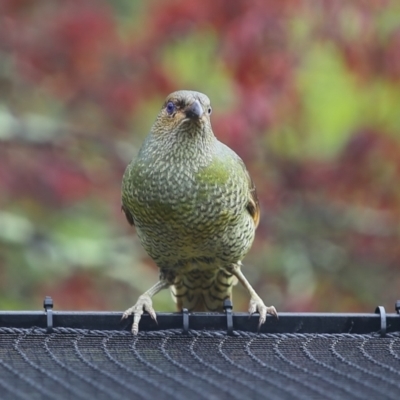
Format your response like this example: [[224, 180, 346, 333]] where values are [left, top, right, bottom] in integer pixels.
[[152, 90, 212, 136]]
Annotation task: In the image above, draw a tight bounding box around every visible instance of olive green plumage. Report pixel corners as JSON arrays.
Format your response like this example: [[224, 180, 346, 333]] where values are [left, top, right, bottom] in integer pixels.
[[121, 90, 275, 331]]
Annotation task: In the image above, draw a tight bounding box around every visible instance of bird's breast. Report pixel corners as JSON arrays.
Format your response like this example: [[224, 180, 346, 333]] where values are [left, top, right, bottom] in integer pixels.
[[142, 174, 242, 232], [124, 152, 254, 266]]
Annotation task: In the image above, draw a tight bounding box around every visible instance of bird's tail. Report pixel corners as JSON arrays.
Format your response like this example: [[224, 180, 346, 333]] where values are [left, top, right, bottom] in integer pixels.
[[171, 268, 238, 312]]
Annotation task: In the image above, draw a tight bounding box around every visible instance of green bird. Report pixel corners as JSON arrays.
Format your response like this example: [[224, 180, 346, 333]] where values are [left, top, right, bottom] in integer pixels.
[[121, 90, 277, 334]]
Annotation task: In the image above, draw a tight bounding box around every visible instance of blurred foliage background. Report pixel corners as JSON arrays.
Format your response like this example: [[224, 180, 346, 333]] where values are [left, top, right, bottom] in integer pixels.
[[0, 0, 399, 313]]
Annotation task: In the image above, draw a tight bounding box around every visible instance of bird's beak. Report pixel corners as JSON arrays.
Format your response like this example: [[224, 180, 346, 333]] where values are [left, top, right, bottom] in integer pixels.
[[185, 100, 204, 119]]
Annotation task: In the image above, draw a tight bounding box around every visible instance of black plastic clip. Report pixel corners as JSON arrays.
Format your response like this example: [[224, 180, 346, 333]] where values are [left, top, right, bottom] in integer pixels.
[[43, 296, 54, 333], [182, 308, 189, 334], [224, 299, 233, 335], [375, 306, 386, 337], [395, 300, 400, 315]]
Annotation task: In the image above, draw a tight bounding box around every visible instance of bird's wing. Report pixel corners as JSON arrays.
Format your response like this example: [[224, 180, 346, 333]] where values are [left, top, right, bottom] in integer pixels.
[[219, 142, 260, 229], [121, 163, 136, 226], [247, 173, 261, 228], [121, 204, 135, 226], [244, 164, 260, 229]]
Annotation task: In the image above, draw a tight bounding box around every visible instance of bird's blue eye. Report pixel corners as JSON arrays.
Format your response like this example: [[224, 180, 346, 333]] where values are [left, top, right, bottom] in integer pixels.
[[166, 101, 175, 115]]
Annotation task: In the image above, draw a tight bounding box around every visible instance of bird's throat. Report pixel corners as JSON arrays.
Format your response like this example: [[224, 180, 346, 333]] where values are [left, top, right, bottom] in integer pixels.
[[150, 125, 216, 168]]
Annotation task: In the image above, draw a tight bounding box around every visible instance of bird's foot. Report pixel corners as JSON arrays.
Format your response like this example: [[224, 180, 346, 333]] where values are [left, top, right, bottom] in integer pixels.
[[249, 297, 278, 330], [122, 294, 157, 335]]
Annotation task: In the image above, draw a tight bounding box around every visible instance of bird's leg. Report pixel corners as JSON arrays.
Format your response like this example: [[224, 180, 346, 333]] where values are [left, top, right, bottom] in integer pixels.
[[226, 262, 278, 329], [122, 279, 170, 334]]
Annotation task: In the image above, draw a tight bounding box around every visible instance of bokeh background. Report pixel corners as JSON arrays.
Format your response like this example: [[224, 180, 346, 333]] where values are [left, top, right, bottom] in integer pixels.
[[1, 0, 399, 313]]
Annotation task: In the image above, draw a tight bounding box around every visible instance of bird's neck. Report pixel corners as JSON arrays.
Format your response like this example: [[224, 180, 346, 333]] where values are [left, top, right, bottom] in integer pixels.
[[145, 125, 216, 168]]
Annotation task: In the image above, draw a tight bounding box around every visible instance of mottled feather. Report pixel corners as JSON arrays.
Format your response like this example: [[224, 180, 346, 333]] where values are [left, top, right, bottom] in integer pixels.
[[121, 90, 270, 320]]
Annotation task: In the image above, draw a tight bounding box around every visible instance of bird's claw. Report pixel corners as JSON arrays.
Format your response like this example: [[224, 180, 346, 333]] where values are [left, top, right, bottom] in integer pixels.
[[122, 294, 157, 335], [249, 298, 278, 330]]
